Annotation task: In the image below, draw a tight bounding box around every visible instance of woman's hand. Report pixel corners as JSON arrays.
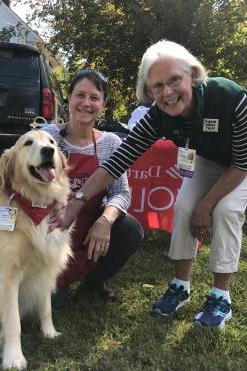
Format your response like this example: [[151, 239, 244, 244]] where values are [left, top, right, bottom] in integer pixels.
[[62, 198, 84, 230], [48, 198, 83, 232], [190, 202, 212, 242], [84, 215, 112, 262], [48, 206, 66, 232]]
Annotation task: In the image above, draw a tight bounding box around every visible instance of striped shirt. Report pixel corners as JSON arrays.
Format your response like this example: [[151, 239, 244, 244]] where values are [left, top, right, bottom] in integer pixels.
[[101, 93, 247, 178], [42, 124, 130, 213]]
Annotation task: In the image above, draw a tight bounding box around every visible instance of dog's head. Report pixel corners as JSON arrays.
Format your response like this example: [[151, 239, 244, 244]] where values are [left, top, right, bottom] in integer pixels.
[[0, 130, 67, 190]]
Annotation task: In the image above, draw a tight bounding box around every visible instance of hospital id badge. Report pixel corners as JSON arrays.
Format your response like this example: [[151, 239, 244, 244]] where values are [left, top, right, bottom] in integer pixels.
[[177, 147, 196, 178], [0, 206, 18, 231]]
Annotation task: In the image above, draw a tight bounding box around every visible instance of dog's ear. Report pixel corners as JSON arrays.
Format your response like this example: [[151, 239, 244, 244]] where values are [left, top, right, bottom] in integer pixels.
[[59, 151, 67, 171], [0, 148, 16, 188]]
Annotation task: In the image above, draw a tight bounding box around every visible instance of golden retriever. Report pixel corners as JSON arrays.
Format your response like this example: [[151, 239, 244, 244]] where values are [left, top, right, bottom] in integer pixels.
[[0, 130, 71, 370]]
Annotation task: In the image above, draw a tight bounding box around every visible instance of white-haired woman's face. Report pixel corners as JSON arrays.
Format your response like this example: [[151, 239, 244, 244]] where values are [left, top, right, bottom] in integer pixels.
[[148, 59, 195, 117]]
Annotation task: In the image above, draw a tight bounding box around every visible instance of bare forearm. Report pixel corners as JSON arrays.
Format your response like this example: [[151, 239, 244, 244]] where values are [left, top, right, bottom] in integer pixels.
[[82, 167, 115, 200], [199, 166, 246, 211]]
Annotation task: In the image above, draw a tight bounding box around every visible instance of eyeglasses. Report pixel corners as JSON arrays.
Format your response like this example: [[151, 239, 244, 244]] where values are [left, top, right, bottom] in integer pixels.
[[149, 74, 184, 95]]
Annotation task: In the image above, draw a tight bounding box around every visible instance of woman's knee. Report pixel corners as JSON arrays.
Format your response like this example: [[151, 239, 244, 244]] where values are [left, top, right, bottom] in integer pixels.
[[213, 199, 245, 225], [111, 213, 144, 251]]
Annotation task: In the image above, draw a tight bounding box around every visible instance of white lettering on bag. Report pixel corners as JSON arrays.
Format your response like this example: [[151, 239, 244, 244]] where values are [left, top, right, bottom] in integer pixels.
[[130, 186, 175, 212]]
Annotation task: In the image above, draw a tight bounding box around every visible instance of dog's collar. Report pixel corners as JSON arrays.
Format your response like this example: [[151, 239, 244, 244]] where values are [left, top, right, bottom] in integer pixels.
[[5, 187, 56, 225]]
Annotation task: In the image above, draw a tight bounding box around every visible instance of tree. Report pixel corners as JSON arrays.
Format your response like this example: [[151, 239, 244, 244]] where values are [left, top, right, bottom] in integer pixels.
[[190, 0, 247, 85], [15, 0, 247, 118], [16, 0, 201, 117], [0, 25, 16, 42]]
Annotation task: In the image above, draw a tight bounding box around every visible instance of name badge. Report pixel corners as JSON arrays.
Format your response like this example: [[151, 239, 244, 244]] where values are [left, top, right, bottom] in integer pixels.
[[32, 202, 47, 208], [0, 206, 18, 231], [203, 118, 219, 132], [177, 147, 196, 178]]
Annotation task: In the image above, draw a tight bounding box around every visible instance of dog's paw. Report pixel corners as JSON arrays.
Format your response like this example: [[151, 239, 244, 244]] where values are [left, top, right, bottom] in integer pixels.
[[2, 352, 27, 370], [43, 327, 61, 338]]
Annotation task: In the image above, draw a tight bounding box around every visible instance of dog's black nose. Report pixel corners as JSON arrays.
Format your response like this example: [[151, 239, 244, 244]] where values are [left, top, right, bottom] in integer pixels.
[[41, 146, 54, 159]]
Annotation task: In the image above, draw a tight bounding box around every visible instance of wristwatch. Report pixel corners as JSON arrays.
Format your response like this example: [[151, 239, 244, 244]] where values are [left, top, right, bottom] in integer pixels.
[[74, 190, 88, 203]]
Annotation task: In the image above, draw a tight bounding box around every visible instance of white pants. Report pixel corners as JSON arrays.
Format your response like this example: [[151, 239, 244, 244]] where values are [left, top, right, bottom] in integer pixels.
[[169, 156, 247, 273]]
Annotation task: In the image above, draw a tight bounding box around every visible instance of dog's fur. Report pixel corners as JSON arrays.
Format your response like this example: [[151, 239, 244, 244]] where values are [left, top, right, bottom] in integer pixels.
[[0, 130, 71, 370]]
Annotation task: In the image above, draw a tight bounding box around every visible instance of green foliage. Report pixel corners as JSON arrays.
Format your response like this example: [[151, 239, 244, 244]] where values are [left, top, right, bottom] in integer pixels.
[[16, 0, 247, 119], [53, 64, 70, 98], [14, 0, 202, 117], [191, 0, 247, 86], [0, 25, 16, 42]]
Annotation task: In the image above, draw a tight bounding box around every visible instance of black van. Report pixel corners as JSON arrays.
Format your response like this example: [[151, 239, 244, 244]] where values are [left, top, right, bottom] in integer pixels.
[[0, 42, 67, 152]]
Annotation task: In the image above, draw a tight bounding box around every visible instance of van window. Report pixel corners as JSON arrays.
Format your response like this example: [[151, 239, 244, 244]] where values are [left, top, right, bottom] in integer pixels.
[[0, 49, 40, 79]]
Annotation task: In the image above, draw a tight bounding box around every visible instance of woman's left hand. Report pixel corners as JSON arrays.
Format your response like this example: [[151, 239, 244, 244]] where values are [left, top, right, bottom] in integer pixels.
[[190, 202, 212, 242], [84, 215, 112, 262], [48, 198, 83, 232], [48, 206, 66, 232]]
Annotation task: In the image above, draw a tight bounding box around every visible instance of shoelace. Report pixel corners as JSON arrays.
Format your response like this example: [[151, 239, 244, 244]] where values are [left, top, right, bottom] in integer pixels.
[[202, 295, 229, 314], [163, 284, 185, 303]]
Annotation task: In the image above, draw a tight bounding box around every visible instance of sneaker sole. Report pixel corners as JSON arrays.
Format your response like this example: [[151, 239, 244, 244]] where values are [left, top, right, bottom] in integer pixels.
[[152, 298, 190, 316], [193, 309, 232, 330]]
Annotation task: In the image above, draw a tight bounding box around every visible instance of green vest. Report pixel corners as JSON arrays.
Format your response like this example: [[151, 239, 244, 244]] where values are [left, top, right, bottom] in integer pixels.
[[152, 77, 246, 167]]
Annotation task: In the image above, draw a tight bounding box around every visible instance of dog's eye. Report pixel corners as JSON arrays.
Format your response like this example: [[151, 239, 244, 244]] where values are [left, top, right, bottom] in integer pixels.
[[49, 139, 55, 144], [24, 140, 33, 146]]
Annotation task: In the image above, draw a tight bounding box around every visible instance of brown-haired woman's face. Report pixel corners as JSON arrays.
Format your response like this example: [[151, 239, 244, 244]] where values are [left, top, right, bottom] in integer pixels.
[[69, 78, 106, 126]]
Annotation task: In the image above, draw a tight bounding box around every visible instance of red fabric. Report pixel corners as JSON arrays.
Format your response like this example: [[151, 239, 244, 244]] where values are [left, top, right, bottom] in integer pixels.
[[5, 187, 56, 225], [57, 149, 107, 287], [127, 139, 183, 233]]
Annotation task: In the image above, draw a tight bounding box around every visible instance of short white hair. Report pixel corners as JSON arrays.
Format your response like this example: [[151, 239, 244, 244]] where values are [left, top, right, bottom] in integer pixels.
[[136, 40, 207, 102]]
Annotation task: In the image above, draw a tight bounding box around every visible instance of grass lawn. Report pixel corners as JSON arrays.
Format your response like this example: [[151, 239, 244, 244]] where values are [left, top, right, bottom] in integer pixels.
[[13, 230, 247, 370]]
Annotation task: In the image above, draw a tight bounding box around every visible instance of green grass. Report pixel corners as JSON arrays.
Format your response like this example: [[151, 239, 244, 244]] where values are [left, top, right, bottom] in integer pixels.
[[7, 231, 247, 370]]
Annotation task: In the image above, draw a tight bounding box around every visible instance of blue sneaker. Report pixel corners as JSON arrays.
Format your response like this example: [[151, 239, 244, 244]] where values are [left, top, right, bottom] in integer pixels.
[[193, 294, 232, 329], [152, 283, 190, 316]]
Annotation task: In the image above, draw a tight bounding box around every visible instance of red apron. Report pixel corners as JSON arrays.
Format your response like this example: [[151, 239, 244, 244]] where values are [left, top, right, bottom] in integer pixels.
[[57, 130, 106, 287]]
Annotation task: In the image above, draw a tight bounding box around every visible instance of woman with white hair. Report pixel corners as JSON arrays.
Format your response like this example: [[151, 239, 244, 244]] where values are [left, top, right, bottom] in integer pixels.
[[54, 40, 247, 329]]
